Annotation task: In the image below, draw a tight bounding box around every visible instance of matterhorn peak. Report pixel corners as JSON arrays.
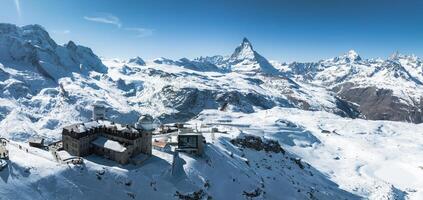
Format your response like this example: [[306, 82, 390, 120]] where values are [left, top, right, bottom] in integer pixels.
[[230, 37, 255, 61], [226, 37, 278, 74], [241, 37, 252, 47]]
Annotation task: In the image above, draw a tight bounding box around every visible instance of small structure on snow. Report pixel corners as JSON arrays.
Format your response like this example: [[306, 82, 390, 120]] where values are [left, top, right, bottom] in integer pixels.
[[152, 138, 171, 152], [28, 137, 45, 148], [176, 128, 205, 156]]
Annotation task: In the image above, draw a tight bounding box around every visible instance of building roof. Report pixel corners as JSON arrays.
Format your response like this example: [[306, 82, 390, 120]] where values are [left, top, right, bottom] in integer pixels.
[[178, 127, 195, 134], [153, 139, 168, 148], [63, 120, 139, 134], [91, 136, 127, 153], [28, 137, 44, 144]]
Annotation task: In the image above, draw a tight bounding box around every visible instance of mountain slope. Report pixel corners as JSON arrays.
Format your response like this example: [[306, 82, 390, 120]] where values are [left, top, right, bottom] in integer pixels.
[[226, 38, 279, 74], [0, 23, 106, 82], [284, 51, 423, 123]]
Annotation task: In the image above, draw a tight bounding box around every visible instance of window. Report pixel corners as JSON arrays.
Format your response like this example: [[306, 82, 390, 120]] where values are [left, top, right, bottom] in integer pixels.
[[179, 136, 198, 148]]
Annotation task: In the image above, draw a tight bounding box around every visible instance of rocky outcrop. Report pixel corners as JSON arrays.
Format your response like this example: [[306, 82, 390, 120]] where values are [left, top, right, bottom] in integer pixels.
[[231, 134, 285, 154], [155, 85, 277, 122], [127, 56, 146, 66], [334, 83, 423, 123]]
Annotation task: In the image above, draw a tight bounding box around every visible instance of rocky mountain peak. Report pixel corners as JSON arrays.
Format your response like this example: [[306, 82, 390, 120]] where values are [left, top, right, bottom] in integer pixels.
[[66, 40, 78, 50], [230, 37, 255, 61], [346, 50, 361, 61], [128, 56, 146, 66], [387, 51, 418, 62], [227, 38, 278, 74], [241, 37, 252, 48], [332, 50, 362, 63], [0, 23, 107, 81], [0, 23, 57, 50]]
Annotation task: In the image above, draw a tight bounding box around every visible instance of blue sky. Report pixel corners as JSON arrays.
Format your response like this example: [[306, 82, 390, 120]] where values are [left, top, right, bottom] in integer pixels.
[[1, 0, 423, 62]]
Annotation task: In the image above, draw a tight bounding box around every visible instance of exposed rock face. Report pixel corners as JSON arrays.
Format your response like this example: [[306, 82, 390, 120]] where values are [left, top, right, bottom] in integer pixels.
[[231, 134, 285, 154], [227, 38, 279, 74], [333, 96, 362, 119], [176, 58, 223, 72], [334, 84, 423, 123], [155, 86, 278, 122], [281, 50, 423, 123]]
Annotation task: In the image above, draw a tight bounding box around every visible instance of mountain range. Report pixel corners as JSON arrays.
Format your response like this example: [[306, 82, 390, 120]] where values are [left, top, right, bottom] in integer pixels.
[[1, 23, 423, 199]]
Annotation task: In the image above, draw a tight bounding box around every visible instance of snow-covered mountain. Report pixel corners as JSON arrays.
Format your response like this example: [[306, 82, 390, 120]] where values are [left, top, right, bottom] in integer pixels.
[[1, 23, 423, 199], [226, 37, 279, 74], [284, 50, 423, 123], [0, 24, 106, 81], [147, 38, 279, 74], [127, 56, 146, 66]]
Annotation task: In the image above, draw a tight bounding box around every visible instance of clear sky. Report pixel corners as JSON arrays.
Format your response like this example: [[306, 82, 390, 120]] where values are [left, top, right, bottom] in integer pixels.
[[1, 0, 423, 62]]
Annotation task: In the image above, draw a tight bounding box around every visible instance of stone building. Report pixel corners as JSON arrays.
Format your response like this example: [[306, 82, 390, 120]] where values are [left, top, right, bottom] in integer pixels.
[[62, 120, 152, 164]]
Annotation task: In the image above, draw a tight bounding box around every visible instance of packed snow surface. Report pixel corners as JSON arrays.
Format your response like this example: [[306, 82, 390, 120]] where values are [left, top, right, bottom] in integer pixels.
[[1, 108, 422, 199]]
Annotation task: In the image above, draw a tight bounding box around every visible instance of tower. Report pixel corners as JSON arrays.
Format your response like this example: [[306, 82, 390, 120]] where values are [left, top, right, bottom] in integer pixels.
[[93, 103, 106, 120], [136, 114, 157, 131]]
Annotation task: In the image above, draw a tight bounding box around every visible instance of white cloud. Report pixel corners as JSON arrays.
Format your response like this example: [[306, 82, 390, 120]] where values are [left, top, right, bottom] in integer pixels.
[[125, 27, 154, 37], [83, 13, 154, 37], [14, 0, 21, 17], [83, 14, 122, 28]]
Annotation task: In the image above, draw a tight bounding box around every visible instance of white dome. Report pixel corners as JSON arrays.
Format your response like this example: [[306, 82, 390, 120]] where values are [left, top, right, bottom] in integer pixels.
[[136, 115, 157, 131]]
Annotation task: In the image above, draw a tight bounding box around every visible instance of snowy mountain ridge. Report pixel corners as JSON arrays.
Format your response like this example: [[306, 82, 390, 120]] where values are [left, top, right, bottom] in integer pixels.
[[1, 23, 423, 199], [281, 50, 423, 123], [0, 23, 107, 81]]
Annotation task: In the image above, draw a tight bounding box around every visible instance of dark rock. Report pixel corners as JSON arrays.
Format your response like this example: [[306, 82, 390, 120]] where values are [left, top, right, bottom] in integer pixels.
[[230, 135, 285, 154], [174, 189, 206, 200], [242, 188, 262, 199], [334, 83, 423, 123]]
